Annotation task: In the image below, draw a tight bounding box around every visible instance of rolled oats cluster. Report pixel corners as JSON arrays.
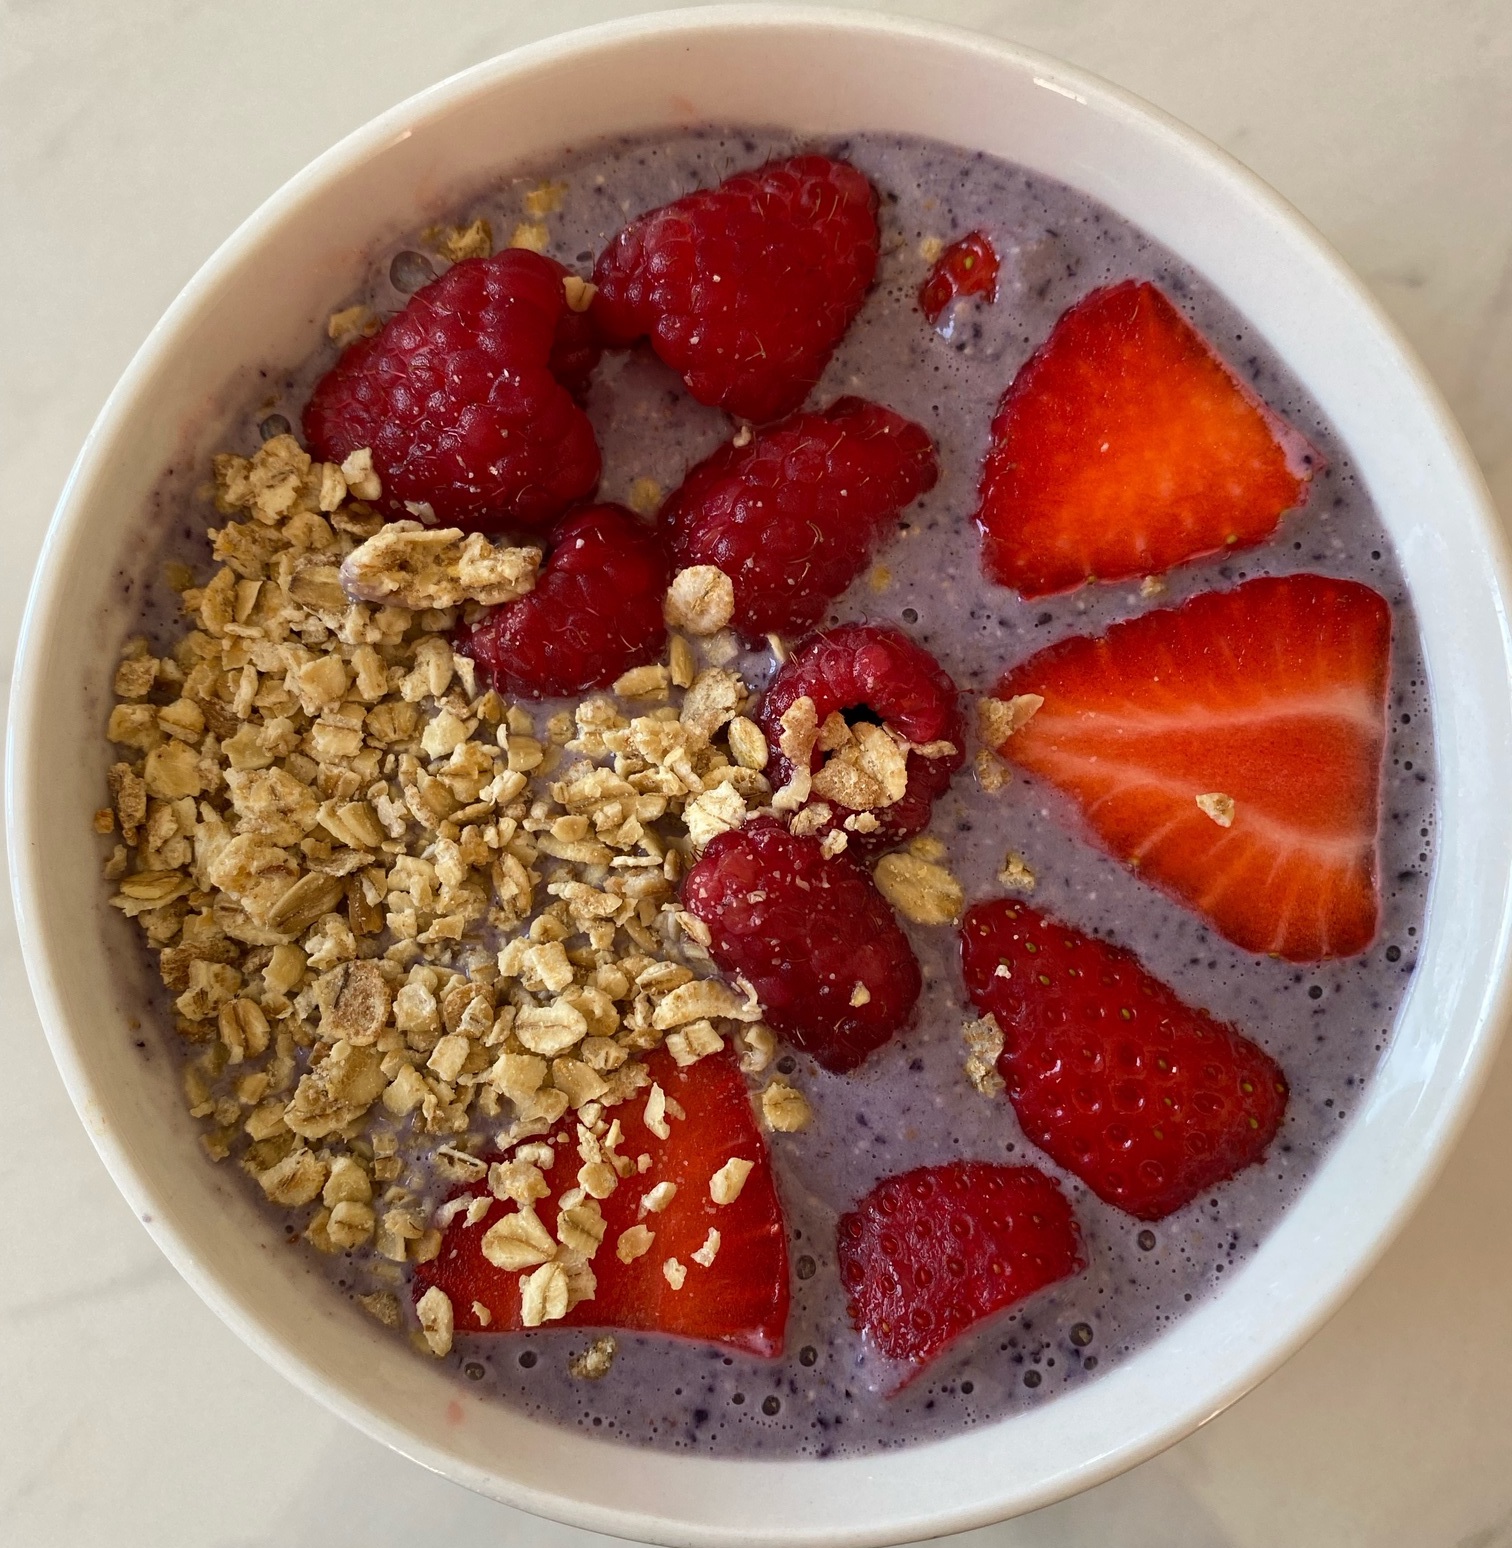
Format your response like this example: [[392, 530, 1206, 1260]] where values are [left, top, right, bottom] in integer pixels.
[[99, 434, 786, 1337]]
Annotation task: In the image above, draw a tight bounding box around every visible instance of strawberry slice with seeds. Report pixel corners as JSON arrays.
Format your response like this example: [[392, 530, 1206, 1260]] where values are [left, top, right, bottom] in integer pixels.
[[961, 899, 1289, 1220], [975, 281, 1320, 597], [413, 1048, 789, 1356], [989, 573, 1391, 961], [836, 1161, 1083, 1380]]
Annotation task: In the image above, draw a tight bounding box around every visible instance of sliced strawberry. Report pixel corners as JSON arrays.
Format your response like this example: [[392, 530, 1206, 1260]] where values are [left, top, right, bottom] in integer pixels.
[[961, 899, 1289, 1220], [836, 1162, 1083, 1379], [413, 1048, 789, 1356], [975, 281, 1320, 597], [990, 573, 1391, 961], [919, 232, 1000, 325]]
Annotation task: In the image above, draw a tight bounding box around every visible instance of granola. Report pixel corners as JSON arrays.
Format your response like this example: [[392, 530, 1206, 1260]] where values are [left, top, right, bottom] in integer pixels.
[[99, 432, 794, 1361]]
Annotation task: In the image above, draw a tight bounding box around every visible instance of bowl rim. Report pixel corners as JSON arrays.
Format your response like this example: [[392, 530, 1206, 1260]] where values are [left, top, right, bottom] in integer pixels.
[[12, 6, 1512, 1544]]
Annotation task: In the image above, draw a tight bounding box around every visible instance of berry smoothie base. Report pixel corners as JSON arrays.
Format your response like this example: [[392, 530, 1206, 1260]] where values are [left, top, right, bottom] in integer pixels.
[[115, 127, 1432, 1458]]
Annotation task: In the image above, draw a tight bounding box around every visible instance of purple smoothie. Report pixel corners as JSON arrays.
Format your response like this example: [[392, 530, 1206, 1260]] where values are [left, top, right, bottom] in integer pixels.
[[124, 127, 1434, 1457]]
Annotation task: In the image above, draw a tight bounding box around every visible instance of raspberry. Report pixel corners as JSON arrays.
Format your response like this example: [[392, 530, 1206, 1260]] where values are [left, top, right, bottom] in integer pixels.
[[592, 156, 879, 423], [454, 504, 668, 698], [660, 398, 938, 637], [837, 1162, 1083, 1378], [758, 624, 965, 857], [548, 301, 603, 402], [303, 248, 600, 534], [681, 818, 921, 1073]]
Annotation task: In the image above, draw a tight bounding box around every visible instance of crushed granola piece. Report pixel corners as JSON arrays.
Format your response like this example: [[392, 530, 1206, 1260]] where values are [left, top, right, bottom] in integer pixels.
[[738, 1025, 776, 1074], [524, 181, 566, 217], [360, 1291, 401, 1327], [340, 522, 540, 609], [652, 977, 760, 1029], [510, 221, 550, 253], [415, 1285, 455, 1356], [426, 217, 493, 261], [328, 304, 378, 346], [627, 477, 663, 517], [682, 782, 748, 850], [974, 748, 1009, 793], [810, 721, 909, 810], [613, 663, 670, 699], [760, 1082, 812, 1133], [873, 852, 965, 925], [998, 851, 1037, 892], [518, 1260, 570, 1326], [616, 1223, 655, 1263], [662, 1257, 688, 1290], [978, 693, 1043, 748], [691, 1228, 721, 1268], [962, 1013, 1006, 1096], [664, 566, 734, 635], [569, 1334, 617, 1379], [643, 1082, 671, 1140], [709, 1156, 755, 1205], [481, 1205, 557, 1270], [726, 715, 769, 771], [557, 1197, 608, 1255], [561, 275, 597, 313], [640, 1180, 677, 1214], [340, 446, 383, 502], [1196, 791, 1236, 827]]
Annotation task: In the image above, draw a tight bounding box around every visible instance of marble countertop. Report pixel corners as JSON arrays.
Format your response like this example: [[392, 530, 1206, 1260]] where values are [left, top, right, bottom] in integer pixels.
[[4, 1, 1511, 1543]]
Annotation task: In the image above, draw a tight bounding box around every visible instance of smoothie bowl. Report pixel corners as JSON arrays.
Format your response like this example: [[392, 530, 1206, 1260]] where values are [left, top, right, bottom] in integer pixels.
[[11, 8, 1512, 1544]]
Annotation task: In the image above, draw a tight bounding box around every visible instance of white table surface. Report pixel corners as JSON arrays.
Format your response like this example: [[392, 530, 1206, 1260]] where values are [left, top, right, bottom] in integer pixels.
[[4, 1, 1511, 1543]]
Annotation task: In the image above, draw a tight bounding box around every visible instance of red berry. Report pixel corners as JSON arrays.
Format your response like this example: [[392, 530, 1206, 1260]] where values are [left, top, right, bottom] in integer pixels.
[[837, 1162, 1083, 1377], [960, 899, 1290, 1220], [414, 1047, 790, 1356], [758, 624, 965, 858], [455, 504, 668, 699], [547, 300, 604, 402], [303, 248, 601, 534], [592, 156, 879, 423], [919, 232, 1000, 324], [680, 817, 921, 1073], [990, 573, 1391, 960], [975, 280, 1319, 596], [661, 398, 938, 637]]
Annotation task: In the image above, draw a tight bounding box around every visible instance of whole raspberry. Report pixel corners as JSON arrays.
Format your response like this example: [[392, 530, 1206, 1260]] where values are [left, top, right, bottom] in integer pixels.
[[681, 817, 921, 1073], [592, 156, 879, 423], [759, 624, 965, 858], [660, 398, 938, 638], [303, 248, 600, 534], [454, 504, 669, 698]]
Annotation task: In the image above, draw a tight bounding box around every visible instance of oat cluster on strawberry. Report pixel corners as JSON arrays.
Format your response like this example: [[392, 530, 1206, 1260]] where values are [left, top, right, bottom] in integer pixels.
[[101, 143, 1398, 1407]]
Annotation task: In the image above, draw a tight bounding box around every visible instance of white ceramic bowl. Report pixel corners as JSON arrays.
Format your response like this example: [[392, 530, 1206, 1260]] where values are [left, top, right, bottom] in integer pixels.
[[12, 7, 1512, 1544]]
